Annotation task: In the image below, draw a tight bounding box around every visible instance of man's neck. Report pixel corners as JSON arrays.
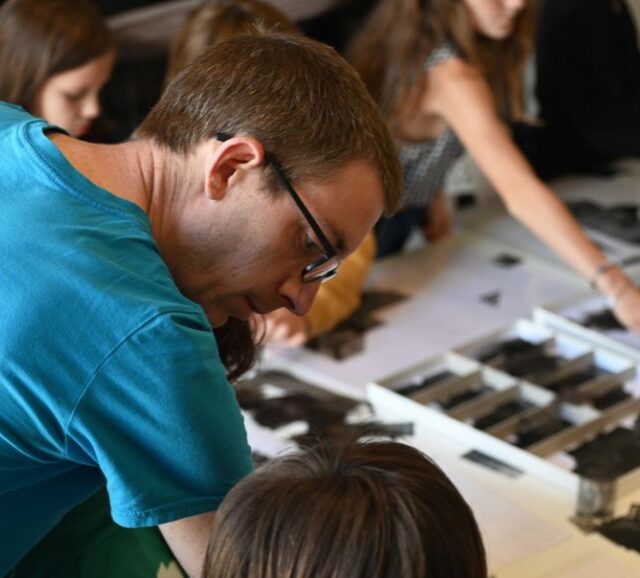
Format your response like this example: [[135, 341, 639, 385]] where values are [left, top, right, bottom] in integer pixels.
[[48, 135, 203, 243], [49, 134, 154, 209]]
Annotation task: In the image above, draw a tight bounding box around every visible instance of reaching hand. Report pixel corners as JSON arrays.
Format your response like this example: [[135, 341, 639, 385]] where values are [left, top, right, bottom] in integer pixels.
[[611, 283, 640, 334], [261, 308, 309, 347], [424, 192, 452, 242]]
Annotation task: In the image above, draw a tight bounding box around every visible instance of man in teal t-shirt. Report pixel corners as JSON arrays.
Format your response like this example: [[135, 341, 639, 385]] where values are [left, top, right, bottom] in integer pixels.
[[0, 33, 399, 575]]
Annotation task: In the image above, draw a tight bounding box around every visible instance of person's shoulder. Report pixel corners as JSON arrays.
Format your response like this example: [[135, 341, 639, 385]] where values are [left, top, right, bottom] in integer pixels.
[[426, 56, 494, 120], [428, 56, 484, 89], [0, 101, 35, 132], [0, 101, 59, 150], [0, 101, 29, 117]]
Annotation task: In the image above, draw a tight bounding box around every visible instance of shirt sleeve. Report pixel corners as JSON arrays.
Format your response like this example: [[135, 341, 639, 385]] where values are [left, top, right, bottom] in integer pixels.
[[64, 310, 253, 528]]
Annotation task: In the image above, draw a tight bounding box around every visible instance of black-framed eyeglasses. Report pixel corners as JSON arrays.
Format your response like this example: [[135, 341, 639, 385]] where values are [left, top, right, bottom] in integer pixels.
[[217, 133, 340, 283]]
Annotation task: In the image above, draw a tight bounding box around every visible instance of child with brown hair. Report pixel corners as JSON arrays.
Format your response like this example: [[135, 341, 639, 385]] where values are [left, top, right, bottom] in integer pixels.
[[0, 0, 115, 138], [204, 438, 488, 578]]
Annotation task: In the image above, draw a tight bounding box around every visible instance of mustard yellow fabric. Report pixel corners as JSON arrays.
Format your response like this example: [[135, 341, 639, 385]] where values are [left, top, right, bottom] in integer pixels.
[[304, 232, 376, 338]]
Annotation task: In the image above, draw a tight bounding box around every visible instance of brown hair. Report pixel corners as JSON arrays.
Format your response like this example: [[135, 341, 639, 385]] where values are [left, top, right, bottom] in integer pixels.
[[204, 439, 487, 578], [167, 0, 298, 83], [213, 318, 259, 382], [348, 0, 534, 126], [137, 33, 403, 217], [0, 0, 114, 106]]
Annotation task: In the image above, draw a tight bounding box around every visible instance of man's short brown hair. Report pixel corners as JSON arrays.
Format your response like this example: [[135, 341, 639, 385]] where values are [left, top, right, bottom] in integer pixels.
[[137, 33, 403, 216]]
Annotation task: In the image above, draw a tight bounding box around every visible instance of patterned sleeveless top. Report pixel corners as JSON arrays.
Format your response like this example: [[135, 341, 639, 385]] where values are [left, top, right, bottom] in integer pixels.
[[399, 43, 465, 208]]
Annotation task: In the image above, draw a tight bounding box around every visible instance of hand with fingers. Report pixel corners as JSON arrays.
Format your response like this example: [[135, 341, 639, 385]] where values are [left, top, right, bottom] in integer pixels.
[[592, 262, 640, 334], [611, 283, 640, 334], [261, 308, 310, 347]]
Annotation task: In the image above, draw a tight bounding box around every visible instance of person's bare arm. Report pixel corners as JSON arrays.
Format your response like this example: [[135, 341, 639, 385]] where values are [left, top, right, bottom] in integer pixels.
[[427, 59, 640, 331], [159, 511, 216, 578], [424, 190, 452, 242]]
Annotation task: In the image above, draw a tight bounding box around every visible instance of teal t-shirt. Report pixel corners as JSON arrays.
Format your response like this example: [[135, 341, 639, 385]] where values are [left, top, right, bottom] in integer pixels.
[[0, 103, 253, 573]]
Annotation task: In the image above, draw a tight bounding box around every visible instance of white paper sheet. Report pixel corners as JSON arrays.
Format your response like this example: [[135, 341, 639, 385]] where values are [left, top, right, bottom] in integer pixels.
[[447, 469, 572, 571]]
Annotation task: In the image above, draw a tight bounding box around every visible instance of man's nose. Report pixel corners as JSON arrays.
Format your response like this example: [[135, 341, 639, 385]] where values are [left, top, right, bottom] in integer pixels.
[[279, 276, 321, 316]]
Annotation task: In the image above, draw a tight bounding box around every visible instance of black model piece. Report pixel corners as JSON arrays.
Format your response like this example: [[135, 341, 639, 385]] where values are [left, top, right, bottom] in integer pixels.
[[376, 421, 415, 437], [250, 392, 356, 430], [510, 354, 563, 382], [492, 252, 523, 269], [568, 201, 640, 244], [235, 383, 267, 410], [598, 504, 640, 554], [473, 399, 535, 430], [309, 328, 366, 360], [292, 420, 415, 447], [480, 290, 502, 307], [571, 424, 640, 479], [580, 307, 625, 331], [474, 337, 562, 379], [474, 337, 538, 363], [440, 384, 492, 411], [236, 368, 414, 451], [395, 370, 454, 397], [463, 449, 523, 478], [513, 410, 571, 448], [591, 386, 631, 410], [306, 289, 407, 360], [544, 366, 605, 396], [236, 369, 360, 428]]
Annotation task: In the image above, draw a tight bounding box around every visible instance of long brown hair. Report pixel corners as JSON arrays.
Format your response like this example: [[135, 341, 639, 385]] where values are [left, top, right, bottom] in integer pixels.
[[166, 0, 298, 83], [203, 439, 487, 578], [0, 0, 113, 105], [213, 318, 260, 382], [348, 0, 533, 126]]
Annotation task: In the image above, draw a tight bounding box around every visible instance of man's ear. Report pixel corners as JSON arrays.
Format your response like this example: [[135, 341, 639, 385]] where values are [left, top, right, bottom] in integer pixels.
[[204, 136, 265, 200]]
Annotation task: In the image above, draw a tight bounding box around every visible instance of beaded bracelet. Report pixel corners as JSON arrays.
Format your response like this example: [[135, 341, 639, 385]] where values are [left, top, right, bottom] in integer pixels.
[[590, 260, 619, 289]]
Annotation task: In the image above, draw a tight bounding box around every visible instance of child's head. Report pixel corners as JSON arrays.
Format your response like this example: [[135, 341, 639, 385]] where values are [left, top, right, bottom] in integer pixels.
[[167, 0, 297, 83], [204, 439, 487, 578], [0, 0, 114, 137]]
